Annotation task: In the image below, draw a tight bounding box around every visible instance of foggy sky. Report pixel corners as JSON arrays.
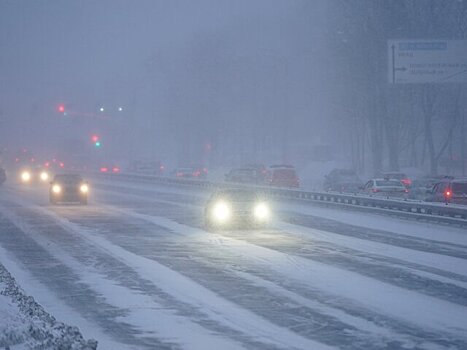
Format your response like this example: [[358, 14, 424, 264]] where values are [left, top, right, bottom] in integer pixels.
[[0, 0, 331, 167]]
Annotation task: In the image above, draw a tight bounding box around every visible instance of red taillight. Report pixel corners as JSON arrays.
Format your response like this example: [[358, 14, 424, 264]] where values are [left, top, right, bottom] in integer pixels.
[[112, 167, 120, 173], [404, 189, 409, 193], [372, 188, 380, 193], [401, 178, 411, 186], [100, 167, 108, 172], [445, 190, 452, 197], [193, 171, 201, 177], [59, 162, 64, 168]]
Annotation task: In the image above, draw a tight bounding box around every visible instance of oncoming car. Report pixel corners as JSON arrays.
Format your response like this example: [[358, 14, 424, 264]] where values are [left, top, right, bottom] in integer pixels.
[[18, 166, 52, 184], [49, 174, 89, 205], [204, 189, 271, 230]]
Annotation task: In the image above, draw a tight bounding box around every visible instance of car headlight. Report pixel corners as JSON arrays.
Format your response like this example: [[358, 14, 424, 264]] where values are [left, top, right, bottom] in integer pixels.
[[21, 171, 31, 182], [211, 201, 231, 223], [52, 184, 61, 194], [254, 202, 270, 221], [80, 184, 89, 193], [40, 171, 49, 181]]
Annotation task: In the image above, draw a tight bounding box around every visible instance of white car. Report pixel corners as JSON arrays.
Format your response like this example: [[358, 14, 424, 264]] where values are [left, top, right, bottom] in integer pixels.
[[361, 178, 408, 198]]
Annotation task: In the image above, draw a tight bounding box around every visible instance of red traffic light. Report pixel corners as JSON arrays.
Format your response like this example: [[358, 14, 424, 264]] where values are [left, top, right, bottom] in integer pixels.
[[91, 135, 99, 143], [57, 104, 65, 113]]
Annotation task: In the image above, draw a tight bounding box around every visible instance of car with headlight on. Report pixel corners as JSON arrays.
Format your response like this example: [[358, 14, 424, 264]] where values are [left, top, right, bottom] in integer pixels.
[[35, 166, 53, 183], [204, 188, 271, 230], [18, 166, 52, 184], [18, 167, 33, 184], [49, 174, 89, 205]]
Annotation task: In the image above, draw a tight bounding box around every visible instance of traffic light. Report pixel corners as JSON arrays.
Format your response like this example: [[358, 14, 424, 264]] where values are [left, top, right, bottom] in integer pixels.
[[91, 134, 101, 147], [57, 104, 66, 115]]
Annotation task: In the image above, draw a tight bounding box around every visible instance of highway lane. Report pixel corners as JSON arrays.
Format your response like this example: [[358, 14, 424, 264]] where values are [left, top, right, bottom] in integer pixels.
[[0, 178, 467, 350]]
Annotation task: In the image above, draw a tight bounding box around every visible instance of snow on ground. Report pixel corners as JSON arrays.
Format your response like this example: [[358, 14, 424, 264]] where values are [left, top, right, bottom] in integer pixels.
[[1, 178, 467, 349], [0, 255, 97, 350]]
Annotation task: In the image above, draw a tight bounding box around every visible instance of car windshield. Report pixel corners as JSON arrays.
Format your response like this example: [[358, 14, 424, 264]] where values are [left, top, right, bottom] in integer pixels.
[[216, 190, 259, 201], [452, 183, 467, 195], [53, 175, 83, 183], [273, 169, 296, 179], [376, 180, 403, 187]]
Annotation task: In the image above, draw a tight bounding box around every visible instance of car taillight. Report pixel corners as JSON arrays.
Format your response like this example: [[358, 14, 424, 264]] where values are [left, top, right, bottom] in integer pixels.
[[100, 167, 108, 172], [112, 167, 120, 173], [372, 188, 380, 193], [401, 178, 411, 186]]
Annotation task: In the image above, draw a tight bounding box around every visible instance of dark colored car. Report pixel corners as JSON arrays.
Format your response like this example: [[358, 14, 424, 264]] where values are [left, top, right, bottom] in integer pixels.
[[0, 167, 6, 185], [225, 168, 263, 185], [269, 165, 299, 188], [323, 169, 362, 192], [426, 178, 467, 205], [407, 176, 454, 200], [49, 174, 89, 205], [204, 188, 271, 230]]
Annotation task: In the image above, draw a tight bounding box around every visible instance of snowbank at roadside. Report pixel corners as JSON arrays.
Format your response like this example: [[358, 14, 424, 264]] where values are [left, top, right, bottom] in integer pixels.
[[0, 262, 97, 350]]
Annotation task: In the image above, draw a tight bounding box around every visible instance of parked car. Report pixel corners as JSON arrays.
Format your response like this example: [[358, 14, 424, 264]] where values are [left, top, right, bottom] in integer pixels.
[[204, 188, 271, 230], [425, 178, 467, 205], [361, 178, 408, 198], [323, 169, 362, 192], [268, 165, 299, 188], [128, 160, 165, 175], [408, 175, 454, 200], [379, 172, 411, 187], [225, 168, 263, 185], [243, 164, 270, 184], [99, 165, 121, 173]]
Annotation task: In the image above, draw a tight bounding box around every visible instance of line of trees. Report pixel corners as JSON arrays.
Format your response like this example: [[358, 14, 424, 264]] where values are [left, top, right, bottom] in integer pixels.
[[329, 0, 467, 176]]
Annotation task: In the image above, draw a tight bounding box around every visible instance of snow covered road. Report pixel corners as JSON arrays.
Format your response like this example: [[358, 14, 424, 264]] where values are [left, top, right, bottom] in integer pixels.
[[1, 178, 466, 349]]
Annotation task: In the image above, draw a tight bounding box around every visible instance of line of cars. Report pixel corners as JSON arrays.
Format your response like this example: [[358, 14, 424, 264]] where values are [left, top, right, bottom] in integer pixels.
[[323, 169, 467, 205], [10, 163, 90, 206]]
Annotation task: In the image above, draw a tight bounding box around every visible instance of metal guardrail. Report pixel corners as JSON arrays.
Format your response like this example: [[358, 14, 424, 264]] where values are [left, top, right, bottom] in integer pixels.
[[97, 172, 467, 226]]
